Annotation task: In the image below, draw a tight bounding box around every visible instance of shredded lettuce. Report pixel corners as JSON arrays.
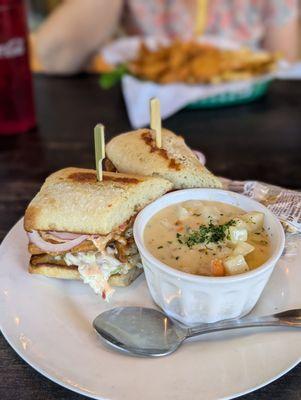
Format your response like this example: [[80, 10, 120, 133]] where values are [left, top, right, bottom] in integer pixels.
[[99, 65, 128, 89]]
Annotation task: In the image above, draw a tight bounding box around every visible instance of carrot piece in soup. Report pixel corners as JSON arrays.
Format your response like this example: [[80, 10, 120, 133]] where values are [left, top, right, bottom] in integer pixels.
[[211, 259, 225, 277]]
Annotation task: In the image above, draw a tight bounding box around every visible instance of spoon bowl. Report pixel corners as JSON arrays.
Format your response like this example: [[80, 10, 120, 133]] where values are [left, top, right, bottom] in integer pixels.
[[93, 307, 301, 357], [93, 307, 186, 356]]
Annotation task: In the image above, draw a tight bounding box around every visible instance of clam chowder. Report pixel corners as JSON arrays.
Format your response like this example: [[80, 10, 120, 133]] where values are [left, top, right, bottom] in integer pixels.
[[144, 200, 270, 277]]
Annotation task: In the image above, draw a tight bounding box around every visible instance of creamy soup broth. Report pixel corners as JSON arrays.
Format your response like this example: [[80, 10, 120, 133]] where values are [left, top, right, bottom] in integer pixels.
[[144, 200, 271, 277]]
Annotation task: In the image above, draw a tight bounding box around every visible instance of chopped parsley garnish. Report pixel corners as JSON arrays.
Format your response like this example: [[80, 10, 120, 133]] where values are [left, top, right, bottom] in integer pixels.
[[157, 245, 163, 249], [177, 219, 236, 248]]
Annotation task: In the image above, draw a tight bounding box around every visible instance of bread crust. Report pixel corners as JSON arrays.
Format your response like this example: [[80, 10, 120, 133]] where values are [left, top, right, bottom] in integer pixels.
[[24, 168, 172, 234], [28, 262, 143, 287], [106, 129, 222, 189], [29, 263, 80, 279]]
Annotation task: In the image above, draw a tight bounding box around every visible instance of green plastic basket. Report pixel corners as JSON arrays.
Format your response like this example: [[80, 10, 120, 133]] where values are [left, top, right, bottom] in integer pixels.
[[186, 80, 271, 109]]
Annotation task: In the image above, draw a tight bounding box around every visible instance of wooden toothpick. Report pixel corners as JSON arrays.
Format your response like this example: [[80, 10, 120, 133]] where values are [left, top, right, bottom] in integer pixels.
[[150, 97, 162, 148], [94, 123, 105, 181]]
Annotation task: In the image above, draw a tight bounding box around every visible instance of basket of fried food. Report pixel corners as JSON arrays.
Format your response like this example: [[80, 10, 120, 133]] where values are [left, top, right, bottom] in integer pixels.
[[129, 40, 278, 84], [126, 40, 279, 108]]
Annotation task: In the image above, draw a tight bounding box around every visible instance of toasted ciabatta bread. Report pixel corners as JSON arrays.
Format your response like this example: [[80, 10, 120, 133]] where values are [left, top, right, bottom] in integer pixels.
[[106, 128, 222, 189], [24, 168, 172, 234], [28, 262, 142, 286]]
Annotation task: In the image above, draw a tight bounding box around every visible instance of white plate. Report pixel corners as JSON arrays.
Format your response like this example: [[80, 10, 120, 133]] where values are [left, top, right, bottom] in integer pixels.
[[1, 220, 301, 400]]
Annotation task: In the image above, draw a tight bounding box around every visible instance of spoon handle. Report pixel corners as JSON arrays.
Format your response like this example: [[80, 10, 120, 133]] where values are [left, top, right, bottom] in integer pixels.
[[187, 311, 301, 338]]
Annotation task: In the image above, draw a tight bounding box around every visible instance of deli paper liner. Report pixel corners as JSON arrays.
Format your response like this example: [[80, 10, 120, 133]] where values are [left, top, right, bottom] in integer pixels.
[[222, 178, 301, 234], [121, 74, 274, 128]]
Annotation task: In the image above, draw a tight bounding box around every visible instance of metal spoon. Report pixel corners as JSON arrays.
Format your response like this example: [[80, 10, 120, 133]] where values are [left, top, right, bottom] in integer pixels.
[[93, 307, 301, 357]]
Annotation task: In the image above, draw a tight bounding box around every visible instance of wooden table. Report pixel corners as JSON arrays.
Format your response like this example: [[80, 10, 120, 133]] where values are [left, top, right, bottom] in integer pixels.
[[1, 75, 301, 400]]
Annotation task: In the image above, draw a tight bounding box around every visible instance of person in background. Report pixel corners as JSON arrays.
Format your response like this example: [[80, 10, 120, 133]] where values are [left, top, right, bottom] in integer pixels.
[[34, 0, 299, 74]]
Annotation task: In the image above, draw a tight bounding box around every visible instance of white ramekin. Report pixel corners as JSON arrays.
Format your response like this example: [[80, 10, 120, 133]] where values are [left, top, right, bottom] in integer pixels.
[[134, 189, 285, 325]]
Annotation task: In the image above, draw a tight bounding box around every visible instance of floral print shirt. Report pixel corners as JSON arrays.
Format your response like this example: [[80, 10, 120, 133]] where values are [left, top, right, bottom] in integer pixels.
[[122, 0, 298, 47]]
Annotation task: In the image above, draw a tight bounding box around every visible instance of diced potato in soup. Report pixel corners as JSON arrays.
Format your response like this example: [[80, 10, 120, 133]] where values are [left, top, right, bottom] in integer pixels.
[[223, 254, 249, 275], [144, 200, 270, 277], [233, 242, 255, 256], [228, 226, 248, 244], [241, 212, 264, 233]]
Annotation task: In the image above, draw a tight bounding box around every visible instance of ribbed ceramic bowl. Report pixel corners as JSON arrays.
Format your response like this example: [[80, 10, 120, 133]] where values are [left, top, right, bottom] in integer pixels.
[[134, 189, 285, 325]]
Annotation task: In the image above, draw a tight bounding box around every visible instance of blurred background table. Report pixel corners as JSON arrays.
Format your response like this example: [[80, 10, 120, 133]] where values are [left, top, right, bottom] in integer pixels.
[[1, 75, 301, 400]]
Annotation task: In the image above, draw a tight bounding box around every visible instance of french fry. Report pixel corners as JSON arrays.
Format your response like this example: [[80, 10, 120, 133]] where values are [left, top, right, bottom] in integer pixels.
[[195, 0, 208, 37]]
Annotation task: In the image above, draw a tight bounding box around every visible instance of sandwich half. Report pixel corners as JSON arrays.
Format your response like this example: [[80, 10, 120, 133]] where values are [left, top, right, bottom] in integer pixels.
[[105, 128, 222, 189], [24, 167, 172, 300]]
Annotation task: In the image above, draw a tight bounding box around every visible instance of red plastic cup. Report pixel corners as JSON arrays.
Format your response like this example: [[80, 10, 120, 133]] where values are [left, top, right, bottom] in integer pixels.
[[0, 0, 36, 135]]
